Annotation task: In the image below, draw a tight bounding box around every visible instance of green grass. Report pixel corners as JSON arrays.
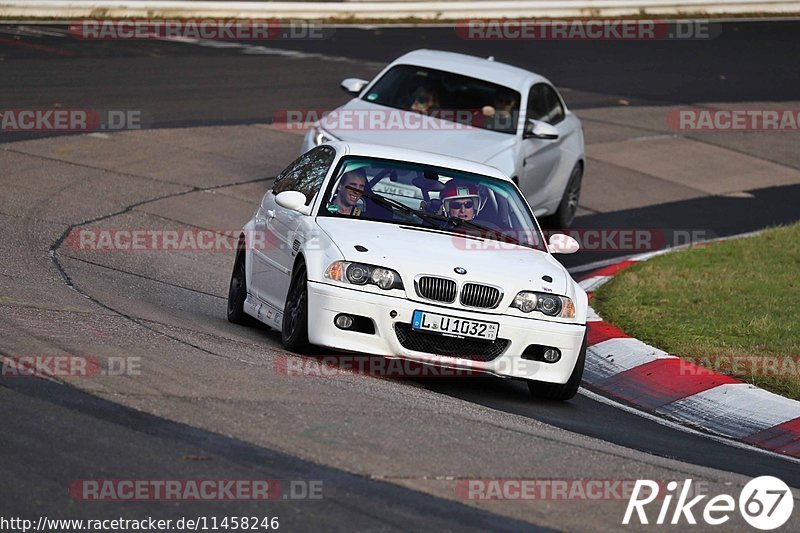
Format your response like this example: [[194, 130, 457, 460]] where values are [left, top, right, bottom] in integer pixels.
[[593, 223, 800, 401]]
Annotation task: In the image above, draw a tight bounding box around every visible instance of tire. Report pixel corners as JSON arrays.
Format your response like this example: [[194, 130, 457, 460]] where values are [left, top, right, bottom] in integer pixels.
[[528, 333, 586, 401], [227, 248, 251, 325], [282, 262, 310, 352], [540, 164, 582, 230]]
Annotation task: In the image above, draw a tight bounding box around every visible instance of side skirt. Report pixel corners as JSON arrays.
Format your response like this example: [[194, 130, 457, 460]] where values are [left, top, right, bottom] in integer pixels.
[[244, 293, 284, 329]]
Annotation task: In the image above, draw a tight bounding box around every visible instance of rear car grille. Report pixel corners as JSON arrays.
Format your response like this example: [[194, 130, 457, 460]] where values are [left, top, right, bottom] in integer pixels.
[[460, 283, 502, 309], [416, 276, 457, 303], [393, 324, 509, 362]]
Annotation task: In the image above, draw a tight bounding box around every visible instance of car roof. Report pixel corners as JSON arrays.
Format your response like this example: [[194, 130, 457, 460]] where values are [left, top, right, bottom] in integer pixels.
[[328, 141, 513, 182], [388, 49, 549, 93]]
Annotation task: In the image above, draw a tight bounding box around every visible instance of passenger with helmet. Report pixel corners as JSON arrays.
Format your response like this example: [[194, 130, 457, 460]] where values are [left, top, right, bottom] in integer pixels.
[[439, 181, 481, 221]]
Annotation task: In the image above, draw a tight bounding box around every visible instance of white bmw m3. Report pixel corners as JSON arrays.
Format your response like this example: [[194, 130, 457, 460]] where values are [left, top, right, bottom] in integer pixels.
[[228, 142, 588, 400]]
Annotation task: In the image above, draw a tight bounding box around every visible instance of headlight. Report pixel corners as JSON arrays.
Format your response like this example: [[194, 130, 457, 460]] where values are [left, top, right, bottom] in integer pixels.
[[324, 261, 403, 290], [370, 267, 398, 290], [511, 291, 575, 318], [313, 127, 338, 146], [346, 263, 370, 285]]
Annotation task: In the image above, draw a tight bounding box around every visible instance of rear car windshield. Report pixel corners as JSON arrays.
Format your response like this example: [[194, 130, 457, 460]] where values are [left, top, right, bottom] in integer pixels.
[[362, 65, 522, 135]]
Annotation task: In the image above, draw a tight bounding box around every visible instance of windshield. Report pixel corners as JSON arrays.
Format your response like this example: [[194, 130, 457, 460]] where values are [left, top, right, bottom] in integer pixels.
[[362, 65, 521, 135], [318, 156, 547, 252]]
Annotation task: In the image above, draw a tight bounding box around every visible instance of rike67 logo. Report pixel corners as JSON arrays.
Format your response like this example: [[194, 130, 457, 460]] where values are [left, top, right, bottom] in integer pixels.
[[624, 477, 794, 529]]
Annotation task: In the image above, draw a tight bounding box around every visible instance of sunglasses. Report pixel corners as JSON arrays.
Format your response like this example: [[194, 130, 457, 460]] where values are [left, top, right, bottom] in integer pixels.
[[449, 200, 474, 210]]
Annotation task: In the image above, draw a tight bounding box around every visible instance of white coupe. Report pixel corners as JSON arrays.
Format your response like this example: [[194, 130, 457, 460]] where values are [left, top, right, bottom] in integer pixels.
[[301, 49, 585, 228], [228, 142, 588, 400]]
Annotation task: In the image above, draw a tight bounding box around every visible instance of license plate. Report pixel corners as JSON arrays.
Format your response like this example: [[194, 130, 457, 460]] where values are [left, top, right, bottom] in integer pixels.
[[411, 310, 499, 341]]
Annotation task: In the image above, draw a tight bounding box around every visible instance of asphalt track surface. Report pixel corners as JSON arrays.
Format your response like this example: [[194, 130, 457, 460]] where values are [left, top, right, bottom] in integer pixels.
[[1, 20, 800, 530], [3, 20, 800, 268]]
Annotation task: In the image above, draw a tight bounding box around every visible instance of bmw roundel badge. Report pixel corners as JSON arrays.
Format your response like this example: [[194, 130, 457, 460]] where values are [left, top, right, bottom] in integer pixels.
[[454, 267, 467, 275]]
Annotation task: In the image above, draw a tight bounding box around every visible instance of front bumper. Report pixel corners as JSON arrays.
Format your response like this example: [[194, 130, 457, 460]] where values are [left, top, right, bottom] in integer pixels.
[[307, 280, 586, 383]]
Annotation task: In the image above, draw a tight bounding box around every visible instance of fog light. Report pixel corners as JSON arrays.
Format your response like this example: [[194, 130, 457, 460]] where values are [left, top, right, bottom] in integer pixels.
[[334, 314, 354, 329], [543, 348, 561, 363]]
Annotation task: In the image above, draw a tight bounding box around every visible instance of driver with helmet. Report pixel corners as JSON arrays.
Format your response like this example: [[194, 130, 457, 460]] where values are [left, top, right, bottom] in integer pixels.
[[439, 181, 481, 221]]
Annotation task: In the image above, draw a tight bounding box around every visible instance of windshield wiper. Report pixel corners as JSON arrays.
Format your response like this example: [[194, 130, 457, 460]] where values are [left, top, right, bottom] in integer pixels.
[[422, 212, 527, 248], [346, 186, 443, 229]]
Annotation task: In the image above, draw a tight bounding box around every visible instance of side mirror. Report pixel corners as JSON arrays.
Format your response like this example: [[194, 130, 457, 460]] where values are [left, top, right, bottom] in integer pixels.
[[524, 119, 559, 140], [275, 191, 311, 214], [547, 233, 580, 254], [340, 78, 368, 96]]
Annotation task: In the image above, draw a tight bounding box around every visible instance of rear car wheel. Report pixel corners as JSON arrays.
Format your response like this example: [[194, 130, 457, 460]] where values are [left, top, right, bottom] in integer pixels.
[[282, 262, 310, 352], [227, 249, 251, 325], [541, 164, 582, 229], [528, 333, 586, 401]]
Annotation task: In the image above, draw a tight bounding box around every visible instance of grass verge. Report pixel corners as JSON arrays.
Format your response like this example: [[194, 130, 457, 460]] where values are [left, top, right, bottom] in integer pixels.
[[593, 224, 800, 401]]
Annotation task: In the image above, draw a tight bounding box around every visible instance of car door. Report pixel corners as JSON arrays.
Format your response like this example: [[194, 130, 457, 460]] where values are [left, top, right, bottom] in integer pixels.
[[253, 146, 336, 311], [520, 83, 568, 202]]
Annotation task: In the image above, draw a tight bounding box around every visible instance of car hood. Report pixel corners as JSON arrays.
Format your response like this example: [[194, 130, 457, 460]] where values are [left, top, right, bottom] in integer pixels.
[[316, 218, 568, 296], [320, 99, 517, 164]]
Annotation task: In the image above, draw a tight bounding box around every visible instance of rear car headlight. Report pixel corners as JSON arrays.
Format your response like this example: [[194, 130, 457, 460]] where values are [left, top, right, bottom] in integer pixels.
[[325, 261, 403, 290], [511, 291, 575, 318], [313, 126, 338, 146]]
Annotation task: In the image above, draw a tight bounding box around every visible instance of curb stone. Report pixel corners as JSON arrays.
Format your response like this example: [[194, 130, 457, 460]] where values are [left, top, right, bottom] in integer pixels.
[[579, 249, 800, 459]]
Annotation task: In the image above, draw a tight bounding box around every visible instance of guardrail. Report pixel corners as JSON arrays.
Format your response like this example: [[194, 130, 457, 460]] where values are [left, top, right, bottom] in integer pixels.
[[2, 0, 800, 19]]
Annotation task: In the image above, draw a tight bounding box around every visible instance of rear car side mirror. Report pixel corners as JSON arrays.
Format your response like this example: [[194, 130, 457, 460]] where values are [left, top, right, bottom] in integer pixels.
[[547, 233, 580, 254], [524, 119, 559, 140], [340, 78, 368, 96]]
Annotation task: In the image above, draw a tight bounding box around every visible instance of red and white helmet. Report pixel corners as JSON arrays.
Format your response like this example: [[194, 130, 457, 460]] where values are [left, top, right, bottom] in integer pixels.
[[440, 181, 481, 216]]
